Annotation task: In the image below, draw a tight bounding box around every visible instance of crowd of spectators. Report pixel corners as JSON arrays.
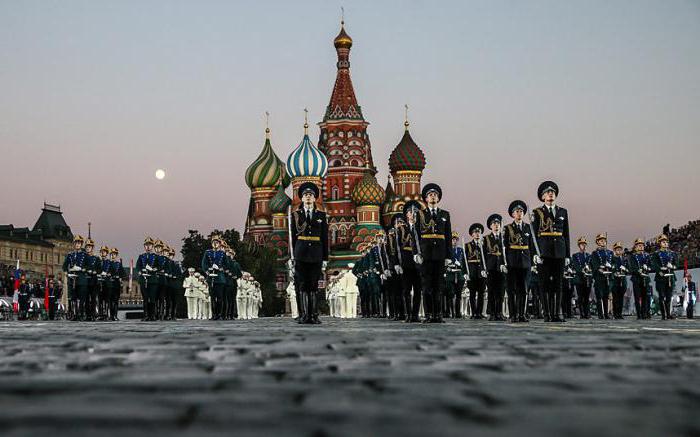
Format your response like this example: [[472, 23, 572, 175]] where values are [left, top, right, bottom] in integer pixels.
[[643, 221, 700, 268]]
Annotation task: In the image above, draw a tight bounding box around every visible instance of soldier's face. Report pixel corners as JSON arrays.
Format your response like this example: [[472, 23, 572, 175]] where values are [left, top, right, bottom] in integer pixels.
[[634, 243, 644, 252], [543, 190, 556, 203], [426, 191, 439, 205], [513, 209, 524, 221], [74, 242, 83, 250], [213, 241, 221, 250], [614, 247, 623, 256], [302, 192, 315, 206], [101, 250, 108, 257], [471, 231, 481, 240], [578, 243, 587, 252], [452, 238, 459, 247], [110, 253, 117, 260], [661, 241, 669, 249], [597, 239, 606, 248], [490, 222, 500, 233], [145, 244, 153, 252], [86, 245, 94, 254]]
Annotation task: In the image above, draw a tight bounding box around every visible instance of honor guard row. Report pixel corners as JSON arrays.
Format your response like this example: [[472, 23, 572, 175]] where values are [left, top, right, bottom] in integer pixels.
[[62, 235, 126, 321], [135, 237, 183, 321], [199, 234, 242, 320]]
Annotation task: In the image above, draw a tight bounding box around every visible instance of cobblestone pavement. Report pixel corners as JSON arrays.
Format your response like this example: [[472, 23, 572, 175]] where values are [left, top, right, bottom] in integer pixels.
[[1, 317, 699, 437]]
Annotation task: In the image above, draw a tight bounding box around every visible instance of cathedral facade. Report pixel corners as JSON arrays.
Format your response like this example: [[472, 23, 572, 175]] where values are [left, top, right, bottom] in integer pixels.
[[244, 20, 428, 269]]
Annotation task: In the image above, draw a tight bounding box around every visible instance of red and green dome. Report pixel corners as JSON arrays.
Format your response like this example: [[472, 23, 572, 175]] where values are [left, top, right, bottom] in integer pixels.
[[351, 171, 385, 206], [269, 184, 292, 214], [388, 127, 426, 173], [245, 130, 290, 189]]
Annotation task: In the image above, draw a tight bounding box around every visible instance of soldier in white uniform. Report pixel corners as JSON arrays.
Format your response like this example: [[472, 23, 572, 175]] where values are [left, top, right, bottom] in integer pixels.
[[461, 284, 470, 318], [341, 263, 359, 318], [237, 273, 251, 320], [196, 274, 210, 320], [183, 268, 199, 319]]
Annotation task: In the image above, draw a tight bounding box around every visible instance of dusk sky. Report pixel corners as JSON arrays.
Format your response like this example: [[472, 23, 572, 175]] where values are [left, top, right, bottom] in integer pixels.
[[2, 0, 699, 261]]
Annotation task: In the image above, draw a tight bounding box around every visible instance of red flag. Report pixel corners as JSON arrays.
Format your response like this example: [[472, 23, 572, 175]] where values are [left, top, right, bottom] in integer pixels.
[[13, 260, 20, 294], [44, 265, 50, 313]]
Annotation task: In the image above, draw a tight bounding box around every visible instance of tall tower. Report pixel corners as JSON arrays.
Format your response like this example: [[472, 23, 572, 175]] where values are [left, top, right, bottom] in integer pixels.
[[386, 111, 427, 219], [244, 120, 290, 243], [317, 19, 374, 256]]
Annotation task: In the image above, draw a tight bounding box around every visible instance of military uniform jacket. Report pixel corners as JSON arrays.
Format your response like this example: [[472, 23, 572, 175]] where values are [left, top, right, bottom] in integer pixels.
[[62, 250, 88, 286], [628, 251, 651, 284], [531, 205, 571, 259], [84, 253, 102, 286], [446, 246, 467, 280], [398, 225, 417, 270], [290, 207, 329, 263], [225, 258, 242, 287], [202, 249, 227, 284], [652, 250, 678, 287], [464, 240, 486, 282], [571, 252, 592, 286], [484, 233, 506, 272], [386, 231, 401, 269], [503, 222, 535, 269], [414, 207, 452, 261], [591, 248, 614, 283], [135, 252, 160, 288], [111, 260, 126, 290], [612, 255, 628, 287], [99, 257, 112, 286]]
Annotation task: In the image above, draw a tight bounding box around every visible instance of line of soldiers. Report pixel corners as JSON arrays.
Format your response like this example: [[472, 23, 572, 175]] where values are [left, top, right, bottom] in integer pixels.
[[134, 237, 183, 321], [62, 235, 126, 321], [199, 234, 242, 320]]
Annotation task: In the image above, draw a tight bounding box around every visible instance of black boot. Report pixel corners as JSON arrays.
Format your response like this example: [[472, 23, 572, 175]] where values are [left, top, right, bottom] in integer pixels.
[[603, 298, 610, 319], [311, 292, 321, 324]]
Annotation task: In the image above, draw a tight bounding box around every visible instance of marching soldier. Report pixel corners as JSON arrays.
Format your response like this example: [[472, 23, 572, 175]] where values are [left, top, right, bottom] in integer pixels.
[[62, 235, 88, 321], [628, 238, 652, 319], [591, 233, 613, 319], [611, 241, 628, 319], [652, 234, 678, 320], [46, 276, 62, 320], [97, 246, 112, 320], [444, 231, 467, 318], [136, 236, 160, 321], [571, 237, 593, 319], [401, 201, 423, 323], [414, 183, 452, 323], [153, 240, 168, 320], [109, 248, 125, 321], [84, 238, 101, 321], [484, 214, 507, 321], [465, 223, 487, 319], [166, 246, 182, 320], [371, 231, 390, 318], [224, 246, 242, 319], [503, 200, 536, 323], [684, 274, 696, 319], [531, 181, 571, 323], [386, 222, 406, 321], [202, 235, 227, 320], [289, 182, 328, 324], [17, 273, 31, 320]]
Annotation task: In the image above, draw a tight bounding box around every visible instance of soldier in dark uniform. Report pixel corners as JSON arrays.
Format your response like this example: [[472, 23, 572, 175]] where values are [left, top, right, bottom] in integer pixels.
[[386, 222, 405, 321], [166, 245, 182, 320], [202, 235, 227, 320], [136, 236, 160, 321], [97, 246, 112, 320], [562, 265, 575, 319], [109, 248, 125, 321], [414, 183, 452, 323], [652, 234, 678, 320], [628, 238, 652, 319], [531, 181, 571, 323], [611, 241, 628, 319], [83, 238, 101, 321], [224, 246, 242, 319], [371, 231, 391, 318], [465, 223, 487, 319], [62, 235, 88, 321], [290, 182, 328, 325], [444, 232, 467, 318], [503, 200, 536, 323], [17, 273, 31, 320], [46, 276, 62, 320], [571, 237, 593, 319], [401, 201, 423, 323], [685, 274, 696, 319], [484, 214, 507, 321], [152, 240, 167, 320], [591, 233, 613, 319], [528, 265, 542, 319]]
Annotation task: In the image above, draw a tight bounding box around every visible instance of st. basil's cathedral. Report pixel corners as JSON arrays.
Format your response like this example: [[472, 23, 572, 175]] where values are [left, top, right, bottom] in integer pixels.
[[243, 20, 428, 270]]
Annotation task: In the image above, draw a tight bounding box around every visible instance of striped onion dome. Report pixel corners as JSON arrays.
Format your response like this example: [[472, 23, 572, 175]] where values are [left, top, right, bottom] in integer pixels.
[[286, 124, 328, 179], [351, 171, 385, 206], [245, 129, 290, 189], [269, 184, 292, 214], [388, 123, 426, 173]]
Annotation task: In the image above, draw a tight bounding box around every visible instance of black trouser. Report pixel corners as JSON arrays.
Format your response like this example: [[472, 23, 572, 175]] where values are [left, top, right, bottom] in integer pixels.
[[421, 260, 446, 321], [632, 280, 648, 318], [166, 284, 178, 320], [97, 281, 110, 319], [611, 280, 626, 318], [656, 281, 674, 319], [210, 282, 225, 320], [540, 257, 565, 321], [687, 301, 694, 319], [143, 282, 159, 321], [561, 281, 573, 318], [402, 266, 422, 321], [575, 282, 591, 318], [594, 279, 611, 318], [109, 282, 120, 320], [389, 275, 404, 319], [295, 261, 322, 323], [157, 279, 167, 320], [487, 271, 506, 319], [226, 283, 238, 319], [507, 267, 528, 320], [529, 284, 542, 318], [48, 296, 58, 320], [85, 280, 98, 320], [468, 278, 486, 318]]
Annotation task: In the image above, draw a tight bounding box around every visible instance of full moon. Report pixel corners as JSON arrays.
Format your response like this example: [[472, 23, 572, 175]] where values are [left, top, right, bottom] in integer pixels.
[[155, 169, 166, 180]]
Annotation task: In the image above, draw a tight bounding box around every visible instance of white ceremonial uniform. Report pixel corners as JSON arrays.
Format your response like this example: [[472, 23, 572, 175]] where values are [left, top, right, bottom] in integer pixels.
[[183, 275, 199, 319]]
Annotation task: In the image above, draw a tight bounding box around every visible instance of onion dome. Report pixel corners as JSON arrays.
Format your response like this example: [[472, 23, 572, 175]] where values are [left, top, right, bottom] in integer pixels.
[[334, 21, 353, 49], [245, 127, 290, 189], [351, 171, 386, 206], [389, 120, 426, 173], [286, 114, 328, 179], [269, 184, 292, 214]]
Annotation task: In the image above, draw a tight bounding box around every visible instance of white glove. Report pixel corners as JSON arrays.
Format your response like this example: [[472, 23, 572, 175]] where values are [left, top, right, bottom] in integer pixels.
[[414, 254, 423, 265], [322, 261, 328, 270], [212, 264, 219, 270], [395, 265, 403, 275], [463, 274, 468, 281], [533, 255, 542, 265], [667, 262, 673, 269], [380, 274, 386, 281], [621, 266, 628, 272], [499, 265, 508, 274], [145, 265, 154, 271], [70, 266, 82, 272], [287, 259, 295, 269], [480, 270, 487, 278], [565, 257, 570, 267], [605, 262, 611, 268], [455, 261, 461, 267], [445, 259, 451, 267]]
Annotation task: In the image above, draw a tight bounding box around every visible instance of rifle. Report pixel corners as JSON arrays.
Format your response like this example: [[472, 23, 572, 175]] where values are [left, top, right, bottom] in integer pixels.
[[478, 236, 488, 278], [461, 236, 470, 278], [527, 212, 542, 259], [411, 206, 423, 262], [287, 205, 295, 265]]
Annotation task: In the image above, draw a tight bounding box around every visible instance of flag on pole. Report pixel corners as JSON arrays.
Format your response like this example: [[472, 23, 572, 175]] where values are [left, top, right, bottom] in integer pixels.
[[44, 265, 50, 313], [12, 260, 20, 313], [128, 259, 134, 294]]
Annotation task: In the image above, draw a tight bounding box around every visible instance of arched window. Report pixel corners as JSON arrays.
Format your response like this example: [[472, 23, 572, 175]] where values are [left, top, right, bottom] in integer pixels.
[[332, 186, 339, 200], [331, 160, 342, 167], [331, 227, 338, 244]]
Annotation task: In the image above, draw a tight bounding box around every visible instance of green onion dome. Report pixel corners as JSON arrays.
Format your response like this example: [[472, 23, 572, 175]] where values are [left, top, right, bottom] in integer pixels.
[[245, 128, 290, 189], [269, 184, 292, 214], [351, 171, 386, 206]]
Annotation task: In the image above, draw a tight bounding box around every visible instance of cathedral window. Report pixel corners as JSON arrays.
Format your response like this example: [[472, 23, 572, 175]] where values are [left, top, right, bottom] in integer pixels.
[[332, 186, 339, 200]]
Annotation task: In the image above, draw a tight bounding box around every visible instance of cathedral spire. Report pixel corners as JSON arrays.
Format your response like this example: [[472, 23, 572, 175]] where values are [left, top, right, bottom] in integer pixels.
[[325, 18, 361, 121]]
